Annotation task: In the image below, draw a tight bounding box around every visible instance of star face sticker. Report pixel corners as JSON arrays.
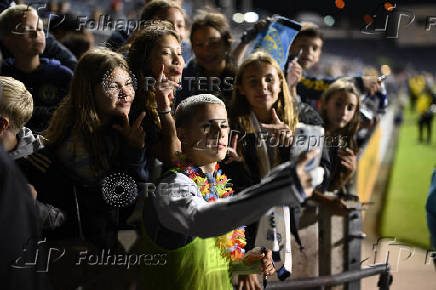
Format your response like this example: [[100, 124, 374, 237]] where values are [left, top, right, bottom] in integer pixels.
[[101, 68, 138, 99]]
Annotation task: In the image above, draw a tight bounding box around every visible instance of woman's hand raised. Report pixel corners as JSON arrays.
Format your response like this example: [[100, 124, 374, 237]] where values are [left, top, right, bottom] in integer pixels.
[[260, 109, 293, 147], [113, 112, 146, 149], [225, 134, 243, 164], [155, 64, 181, 111]]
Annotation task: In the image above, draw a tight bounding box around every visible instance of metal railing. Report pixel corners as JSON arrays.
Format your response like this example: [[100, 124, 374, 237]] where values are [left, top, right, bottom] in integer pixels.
[[266, 263, 392, 289]]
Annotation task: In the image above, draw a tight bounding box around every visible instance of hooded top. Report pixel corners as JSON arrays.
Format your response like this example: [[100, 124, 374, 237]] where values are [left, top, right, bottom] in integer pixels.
[[8, 127, 44, 160]]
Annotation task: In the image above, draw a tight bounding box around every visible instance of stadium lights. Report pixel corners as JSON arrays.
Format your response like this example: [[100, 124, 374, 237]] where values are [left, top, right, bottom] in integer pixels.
[[324, 15, 335, 27], [244, 12, 259, 23], [232, 13, 245, 23]]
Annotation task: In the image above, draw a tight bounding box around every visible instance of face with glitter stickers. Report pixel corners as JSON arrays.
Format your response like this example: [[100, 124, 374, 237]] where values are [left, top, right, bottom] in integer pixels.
[[95, 67, 135, 121]]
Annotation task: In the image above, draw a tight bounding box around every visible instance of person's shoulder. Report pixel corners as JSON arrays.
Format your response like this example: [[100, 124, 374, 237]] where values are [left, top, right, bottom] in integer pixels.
[[159, 171, 195, 186], [39, 58, 73, 77], [301, 72, 336, 83], [9, 127, 45, 159], [183, 58, 198, 74], [297, 101, 324, 126], [1, 57, 14, 66], [17, 147, 54, 174], [108, 29, 129, 42], [1, 58, 16, 73], [154, 171, 200, 200], [105, 32, 126, 51], [0, 146, 14, 173]]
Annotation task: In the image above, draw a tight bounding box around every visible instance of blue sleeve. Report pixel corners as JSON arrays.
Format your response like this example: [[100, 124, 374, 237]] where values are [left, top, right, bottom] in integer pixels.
[[297, 75, 364, 103], [297, 75, 337, 102], [426, 169, 436, 249], [59, 63, 73, 80]]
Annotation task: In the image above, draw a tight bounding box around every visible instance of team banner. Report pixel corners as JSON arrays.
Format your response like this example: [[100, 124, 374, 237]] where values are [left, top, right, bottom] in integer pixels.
[[252, 16, 302, 70]]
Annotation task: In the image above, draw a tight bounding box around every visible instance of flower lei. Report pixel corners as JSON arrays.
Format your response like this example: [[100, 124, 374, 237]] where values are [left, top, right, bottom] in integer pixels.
[[170, 157, 246, 262]]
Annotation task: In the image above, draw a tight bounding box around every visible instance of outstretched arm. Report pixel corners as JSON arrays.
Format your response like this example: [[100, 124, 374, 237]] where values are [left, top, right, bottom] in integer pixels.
[[153, 158, 315, 238]]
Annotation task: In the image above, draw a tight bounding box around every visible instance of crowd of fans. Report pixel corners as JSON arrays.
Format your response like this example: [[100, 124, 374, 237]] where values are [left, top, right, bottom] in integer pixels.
[[1, 0, 432, 290]]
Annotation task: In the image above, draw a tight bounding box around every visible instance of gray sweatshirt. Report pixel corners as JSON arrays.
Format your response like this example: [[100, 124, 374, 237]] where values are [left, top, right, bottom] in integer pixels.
[[8, 127, 44, 160]]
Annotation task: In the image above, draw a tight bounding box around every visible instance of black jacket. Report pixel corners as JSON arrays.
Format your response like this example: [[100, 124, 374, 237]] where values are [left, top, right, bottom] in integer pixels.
[[17, 141, 149, 249], [0, 147, 52, 290]]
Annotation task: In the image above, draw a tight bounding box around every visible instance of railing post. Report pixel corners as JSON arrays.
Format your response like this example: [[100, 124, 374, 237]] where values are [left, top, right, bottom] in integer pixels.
[[345, 206, 363, 290]]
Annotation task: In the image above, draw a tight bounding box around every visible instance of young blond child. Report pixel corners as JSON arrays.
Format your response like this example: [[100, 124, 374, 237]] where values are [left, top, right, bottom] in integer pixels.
[[0, 76, 44, 159], [0, 76, 64, 230]]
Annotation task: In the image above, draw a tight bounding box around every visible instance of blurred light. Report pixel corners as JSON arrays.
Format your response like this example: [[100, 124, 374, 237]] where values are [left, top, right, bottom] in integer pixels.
[[244, 12, 259, 23], [335, 0, 345, 9], [296, 12, 323, 27], [324, 15, 335, 26], [363, 14, 373, 24], [381, 65, 392, 76], [384, 2, 395, 12], [233, 13, 245, 23]]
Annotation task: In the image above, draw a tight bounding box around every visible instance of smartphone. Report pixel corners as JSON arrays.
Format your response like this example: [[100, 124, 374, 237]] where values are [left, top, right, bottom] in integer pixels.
[[290, 123, 324, 172]]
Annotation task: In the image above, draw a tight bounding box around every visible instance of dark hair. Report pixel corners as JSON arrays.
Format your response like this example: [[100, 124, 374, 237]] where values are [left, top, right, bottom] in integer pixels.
[[126, 21, 179, 126], [45, 48, 130, 172], [127, 20, 178, 79], [49, 13, 83, 33], [296, 22, 324, 41], [140, 0, 187, 24], [61, 33, 92, 59], [190, 9, 232, 51]]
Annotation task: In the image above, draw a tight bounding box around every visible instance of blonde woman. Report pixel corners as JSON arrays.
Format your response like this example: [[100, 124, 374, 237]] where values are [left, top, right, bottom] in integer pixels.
[[224, 51, 329, 285]]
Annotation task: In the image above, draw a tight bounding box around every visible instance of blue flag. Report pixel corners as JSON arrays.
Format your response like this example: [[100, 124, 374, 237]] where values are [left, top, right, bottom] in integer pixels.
[[252, 16, 301, 70]]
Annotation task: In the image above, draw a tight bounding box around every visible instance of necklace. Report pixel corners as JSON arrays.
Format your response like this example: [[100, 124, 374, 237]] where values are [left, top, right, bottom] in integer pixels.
[[170, 157, 246, 262]]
